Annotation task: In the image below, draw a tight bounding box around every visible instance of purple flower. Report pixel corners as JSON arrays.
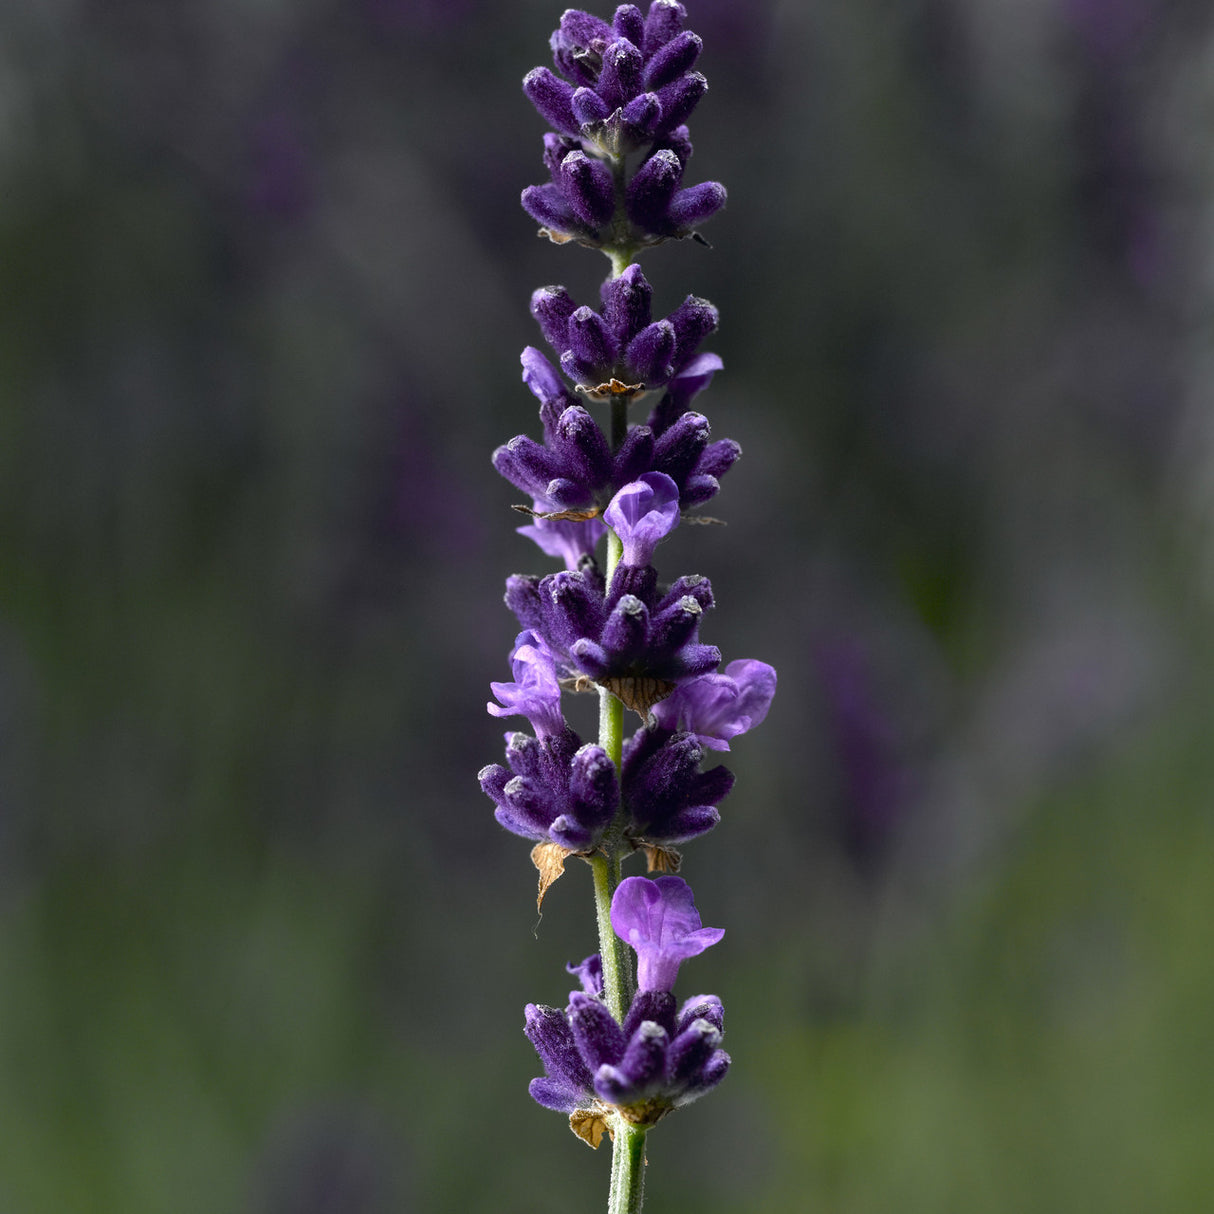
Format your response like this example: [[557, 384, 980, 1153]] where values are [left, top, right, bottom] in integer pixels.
[[604, 473, 680, 566], [488, 630, 566, 738], [479, 727, 619, 852], [517, 502, 608, 569], [525, 954, 730, 1121], [610, 875, 723, 992], [652, 658, 777, 750]]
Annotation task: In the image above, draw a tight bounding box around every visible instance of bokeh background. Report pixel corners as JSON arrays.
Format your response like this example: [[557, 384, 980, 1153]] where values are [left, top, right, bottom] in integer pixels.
[[3, 0, 1214, 1210]]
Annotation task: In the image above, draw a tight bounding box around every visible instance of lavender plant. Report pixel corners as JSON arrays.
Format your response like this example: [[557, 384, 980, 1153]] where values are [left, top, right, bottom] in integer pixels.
[[481, 5, 775, 1210]]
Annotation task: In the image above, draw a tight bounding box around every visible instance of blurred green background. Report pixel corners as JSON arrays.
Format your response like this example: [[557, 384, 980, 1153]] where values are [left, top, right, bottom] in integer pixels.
[[2, 0, 1213, 1210]]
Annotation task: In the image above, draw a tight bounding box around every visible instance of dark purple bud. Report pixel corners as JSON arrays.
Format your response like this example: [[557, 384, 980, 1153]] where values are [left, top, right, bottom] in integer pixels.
[[571, 86, 611, 126], [673, 642, 721, 678], [597, 37, 644, 109], [622, 989, 677, 1040], [620, 92, 662, 141], [606, 563, 657, 610], [626, 148, 682, 232], [624, 320, 676, 383], [614, 425, 656, 485], [492, 775, 556, 839], [667, 297, 719, 367], [505, 574, 544, 633], [653, 804, 720, 843], [478, 761, 510, 802], [698, 437, 740, 479], [613, 4, 645, 45], [601, 263, 654, 350], [530, 286, 578, 350], [642, 0, 687, 57], [680, 475, 719, 508], [667, 180, 727, 232], [667, 1019, 721, 1087], [567, 306, 616, 377], [677, 993, 724, 1035], [525, 1003, 594, 1109], [675, 1047, 729, 1105], [599, 594, 649, 659], [654, 70, 706, 133], [521, 183, 586, 240], [595, 1021, 668, 1102], [568, 991, 626, 1069], [643, 30, 702, 91], [653, 411, 710, 483], [551, 405, 612, 487], [649, 594, 704, 655], [544, 568, 605, 652], [523, 67, 579, 136], [569, 637, 611, 680], [569, 744, 619, 828], [559, 151, 615, 228], [552, 10, 614, 86], [493, 434, 564, 499], [692, 763, 734, 807], [544, 477, 596, 510]]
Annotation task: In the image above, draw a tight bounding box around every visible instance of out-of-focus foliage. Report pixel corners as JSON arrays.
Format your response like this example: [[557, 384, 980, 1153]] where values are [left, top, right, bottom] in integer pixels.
[[1, 0, 1212, 1210]]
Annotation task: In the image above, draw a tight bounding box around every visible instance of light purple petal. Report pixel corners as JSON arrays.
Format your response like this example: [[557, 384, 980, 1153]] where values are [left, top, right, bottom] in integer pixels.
[[517, 501, 607, 569], [652, 659, 776, 749], [603, 472, 680, 566], [488, 630, 565, 737], [610, 875, 723, 992]]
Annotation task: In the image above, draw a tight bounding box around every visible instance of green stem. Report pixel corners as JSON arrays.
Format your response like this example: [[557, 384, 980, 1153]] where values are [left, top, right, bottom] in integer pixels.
[[591, 400, 632, 1024], [589, 224, 650, 1214], [588, 847, 631, 1023], [607, 1120, 648, 1214]]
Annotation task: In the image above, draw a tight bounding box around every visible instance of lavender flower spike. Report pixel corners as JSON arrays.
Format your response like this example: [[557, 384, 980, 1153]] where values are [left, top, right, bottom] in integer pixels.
[[611, 875, 724, 992], [604, 472, 681, 567], [652, 658, 777, 750], [488, 630, 566, 739]]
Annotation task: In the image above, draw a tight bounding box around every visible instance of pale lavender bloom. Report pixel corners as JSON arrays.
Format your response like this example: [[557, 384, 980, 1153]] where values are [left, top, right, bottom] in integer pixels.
[[517, 501, 608, 569], [652, 658, 777, 750], [611, 875, 723, 992], [488, 630, 565, 738], [604, 472, 680, 566]]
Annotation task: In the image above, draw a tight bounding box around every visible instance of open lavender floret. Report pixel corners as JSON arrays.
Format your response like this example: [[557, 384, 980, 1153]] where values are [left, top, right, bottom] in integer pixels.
[[525, 877, 729, 1130], [479, 631, 619, 851]]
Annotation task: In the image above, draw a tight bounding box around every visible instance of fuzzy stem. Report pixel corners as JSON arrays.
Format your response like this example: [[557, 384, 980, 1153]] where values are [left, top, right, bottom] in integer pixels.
[[608, 1120, 648, 1214]]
